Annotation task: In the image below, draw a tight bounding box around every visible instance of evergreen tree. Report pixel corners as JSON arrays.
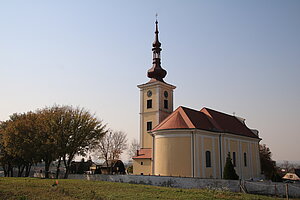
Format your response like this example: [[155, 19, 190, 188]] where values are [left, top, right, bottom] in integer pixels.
[[223, 152, 239, 180], [259, 144, 279, 180]]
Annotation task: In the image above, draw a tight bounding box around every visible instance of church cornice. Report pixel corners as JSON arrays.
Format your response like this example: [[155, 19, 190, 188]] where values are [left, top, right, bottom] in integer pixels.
[[137, 80, 176, 90], [150, 128, 261, 141]]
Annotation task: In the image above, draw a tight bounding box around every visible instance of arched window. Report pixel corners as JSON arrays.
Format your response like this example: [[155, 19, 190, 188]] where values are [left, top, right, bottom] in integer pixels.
[[232, 152, 236, 167], [205, 151, 211, 167], [244, 152, 247, 167]]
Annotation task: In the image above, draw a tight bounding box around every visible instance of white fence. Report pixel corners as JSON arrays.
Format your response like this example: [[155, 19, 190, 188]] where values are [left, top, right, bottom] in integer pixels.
[[66, 174, 300, 198]]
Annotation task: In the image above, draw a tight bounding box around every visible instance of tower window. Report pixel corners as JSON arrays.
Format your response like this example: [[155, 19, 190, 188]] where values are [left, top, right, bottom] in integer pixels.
[[232, 152, 236, 167], [141, 162, 144, 165], [205, 151, 211, 167], [164, 100, 168, 109], [147, 121, 152, 131], [147, 99, 152, 109], [244, 152, 247, 167]]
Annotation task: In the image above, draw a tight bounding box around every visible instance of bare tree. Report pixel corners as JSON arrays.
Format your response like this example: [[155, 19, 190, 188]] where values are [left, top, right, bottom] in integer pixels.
[[281, 161, 294, 173], [128, 139, 140, 159], [97, 130, 127, 174]]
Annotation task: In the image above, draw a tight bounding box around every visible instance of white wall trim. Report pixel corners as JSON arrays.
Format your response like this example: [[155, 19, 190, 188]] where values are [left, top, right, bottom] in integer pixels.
[[153, 129, 260, 142], [155, 133, 191, 138], [248, 142, 253, 178], [157, 86, 160, 121], [212, 138, 216, 178], [238, 141, 242, 179], [196, 135, 200, 177], [152, 135, 155, 175], [140, 90, 144, 147]]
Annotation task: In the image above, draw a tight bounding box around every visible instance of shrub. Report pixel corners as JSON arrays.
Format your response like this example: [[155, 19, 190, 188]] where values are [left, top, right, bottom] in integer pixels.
[[223, 152, 239, 180]]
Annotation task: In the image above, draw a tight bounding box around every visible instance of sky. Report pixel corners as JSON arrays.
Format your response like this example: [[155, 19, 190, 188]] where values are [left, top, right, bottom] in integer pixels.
[[0, 1, 299, 162]]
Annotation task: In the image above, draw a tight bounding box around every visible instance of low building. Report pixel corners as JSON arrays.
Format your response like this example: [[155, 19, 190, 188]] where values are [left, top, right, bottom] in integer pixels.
[[132, 148, 152, 175], [100, 160, 126, 175], [69, 159, 94, 174], [282, 169, 300, 181]]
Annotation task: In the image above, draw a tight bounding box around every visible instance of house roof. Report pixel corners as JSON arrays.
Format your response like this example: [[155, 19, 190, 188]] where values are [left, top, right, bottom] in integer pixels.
[[152, 106, 259, 139], [282, 172, 300, 181], [132, 148, 152, 159]]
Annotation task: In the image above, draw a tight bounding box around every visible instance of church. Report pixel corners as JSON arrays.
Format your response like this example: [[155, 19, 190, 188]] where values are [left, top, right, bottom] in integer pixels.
[[132, 20, 261, 179]]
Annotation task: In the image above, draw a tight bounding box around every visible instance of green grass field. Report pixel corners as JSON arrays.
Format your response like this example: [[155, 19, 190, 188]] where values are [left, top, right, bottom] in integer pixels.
[[0, 177, 289, 200]]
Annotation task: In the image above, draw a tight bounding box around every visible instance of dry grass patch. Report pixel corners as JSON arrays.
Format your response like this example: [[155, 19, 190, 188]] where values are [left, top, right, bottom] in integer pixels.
[[0, 177, 291, 200]]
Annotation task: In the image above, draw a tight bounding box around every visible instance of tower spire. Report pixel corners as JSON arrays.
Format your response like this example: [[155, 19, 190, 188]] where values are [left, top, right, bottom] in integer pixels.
[[147, 19, 167, 82]]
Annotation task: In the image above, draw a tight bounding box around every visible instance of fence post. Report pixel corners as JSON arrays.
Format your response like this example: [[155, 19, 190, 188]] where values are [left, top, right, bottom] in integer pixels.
[[274, 184, 277, 197], [239, 179, 247, 193], [286, 183, 289, 200]]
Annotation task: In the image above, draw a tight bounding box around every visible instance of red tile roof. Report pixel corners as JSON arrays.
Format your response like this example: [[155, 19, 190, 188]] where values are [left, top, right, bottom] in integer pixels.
[[132, 148, 152, 159], [152, 106, 259, 139]]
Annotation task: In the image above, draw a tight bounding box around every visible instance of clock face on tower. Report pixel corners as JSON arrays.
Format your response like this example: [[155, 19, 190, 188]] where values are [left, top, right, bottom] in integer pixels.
[[147, 90, 152, 97], [164, 91, 168, 98]]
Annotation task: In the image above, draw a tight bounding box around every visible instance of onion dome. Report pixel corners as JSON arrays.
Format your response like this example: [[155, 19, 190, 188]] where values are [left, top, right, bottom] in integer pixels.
[[147, 20, 167, 82]]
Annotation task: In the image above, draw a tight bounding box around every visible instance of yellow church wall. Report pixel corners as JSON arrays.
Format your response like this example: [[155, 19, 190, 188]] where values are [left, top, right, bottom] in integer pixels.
[[152, 130, 261, 179], [251, 143, 256, 175], [139, 82, 175, 150], [229, 139, 240, 173], [142, 85, 174, 113], [157, 87, 174, 112], [221, 136, 227, 174], [194, 131, 221, 179], [241, 141, 249, 178], [203, 137, 214, 178], [195, 136, 203, 177], [251, 142, 260, 177], [248, 141, 260, 179], [226, 138, 229, 153], [223, 136, 260, 179], [142, 113, 157, 148], [133, 159, 152, 175], [214, 138, 220, 178], [154, 136, 191, 177], [142, 87, 158, 112], [229, 140, 238, 156], [256, 143, 261, 177]]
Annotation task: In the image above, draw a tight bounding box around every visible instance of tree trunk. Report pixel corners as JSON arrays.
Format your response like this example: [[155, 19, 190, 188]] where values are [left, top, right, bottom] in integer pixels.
[[25, 163, 32, 177], [105, 159, 111, 175], [17, 165, 21, 177], [56, 158, 61, 179], [2, 164, 8, 177], [63, 156, 69, 179], [18, 165, 25, 177], [63, 154, 75, 179], [3, 167, 8, 177], [44, 160, 51, 179], [9, 163, 14, 177], [110, 163, 113, 175]]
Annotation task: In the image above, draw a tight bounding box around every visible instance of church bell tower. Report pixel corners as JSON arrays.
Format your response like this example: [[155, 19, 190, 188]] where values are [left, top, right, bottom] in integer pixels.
[[138, 20, 176, 149]]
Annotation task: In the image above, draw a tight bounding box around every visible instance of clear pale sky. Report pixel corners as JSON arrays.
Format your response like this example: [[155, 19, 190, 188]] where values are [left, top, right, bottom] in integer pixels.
[[0, 1, 299, 162]]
